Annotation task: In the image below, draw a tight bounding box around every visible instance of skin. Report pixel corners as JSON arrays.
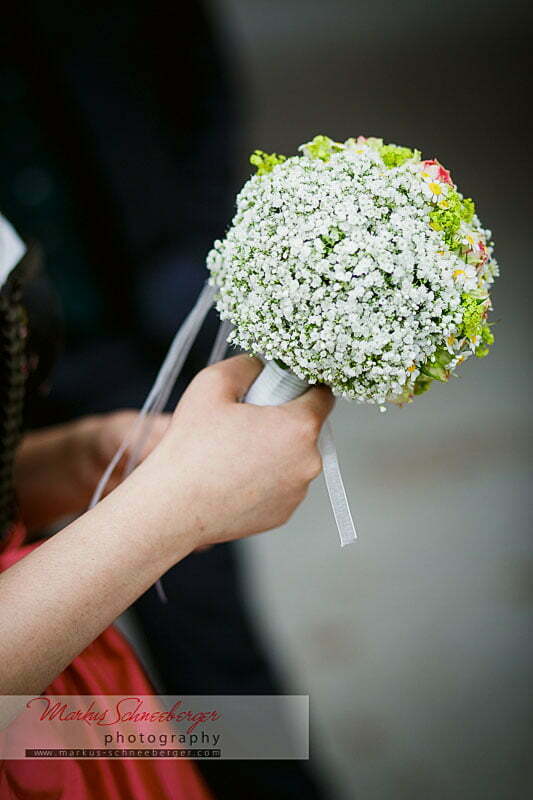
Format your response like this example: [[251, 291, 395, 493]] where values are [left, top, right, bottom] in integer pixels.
[[14, 410, 171, 533], [0, 355, 333, 697]]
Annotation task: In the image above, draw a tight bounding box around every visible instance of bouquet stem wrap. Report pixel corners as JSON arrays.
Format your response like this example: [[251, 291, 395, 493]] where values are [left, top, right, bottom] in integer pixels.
[[245, 360, 357, 547], [245, 359, 309, 405]]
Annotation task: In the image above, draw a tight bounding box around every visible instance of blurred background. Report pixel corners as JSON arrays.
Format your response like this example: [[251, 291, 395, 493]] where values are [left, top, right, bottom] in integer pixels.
[[2, 1, 532, 798], [209, 1, 533, 798]]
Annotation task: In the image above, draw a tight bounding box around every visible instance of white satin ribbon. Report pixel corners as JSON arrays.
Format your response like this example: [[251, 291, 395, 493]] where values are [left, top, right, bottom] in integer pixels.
[[89, 282, 216, 604], [89, 282, 216, 510], [208, 318, 233, 365], [319, 421, 357, 546]]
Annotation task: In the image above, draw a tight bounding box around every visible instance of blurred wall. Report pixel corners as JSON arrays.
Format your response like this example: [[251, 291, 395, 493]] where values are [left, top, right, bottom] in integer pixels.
[[207, 1, 533, 798]]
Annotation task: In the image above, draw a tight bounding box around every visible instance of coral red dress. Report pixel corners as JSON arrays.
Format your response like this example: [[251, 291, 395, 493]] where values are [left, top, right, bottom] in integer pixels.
[[0, 524, 213, 800]]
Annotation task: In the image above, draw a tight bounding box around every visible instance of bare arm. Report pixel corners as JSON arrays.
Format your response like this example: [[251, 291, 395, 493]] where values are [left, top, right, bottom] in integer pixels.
[[0, 457, 192, 695], [0, 356, 333, 695], [14, 412, 170, 532]]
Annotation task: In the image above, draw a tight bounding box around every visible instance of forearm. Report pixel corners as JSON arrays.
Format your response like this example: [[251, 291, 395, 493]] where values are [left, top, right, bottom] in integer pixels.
[[0, 451, 195, 695], [14, 421, 91, 531]]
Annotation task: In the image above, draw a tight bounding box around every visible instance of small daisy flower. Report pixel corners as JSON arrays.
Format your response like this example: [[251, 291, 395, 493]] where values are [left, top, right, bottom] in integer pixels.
[[421, 177, 449, 203], [460, 225, 480, 251]]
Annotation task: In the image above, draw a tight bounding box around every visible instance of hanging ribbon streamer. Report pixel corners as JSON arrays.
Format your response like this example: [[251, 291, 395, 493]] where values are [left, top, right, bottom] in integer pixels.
[[208, 318, 233, 366], [89, 282, 216, 510], [89, 282, 216, 603], [319, 421, 357, 546], [124, 283, 217, 476], [89, 282, 357, 605]]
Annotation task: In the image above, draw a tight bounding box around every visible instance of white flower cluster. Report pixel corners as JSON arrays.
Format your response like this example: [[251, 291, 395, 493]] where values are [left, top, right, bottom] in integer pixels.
[[207, 137, 497, 404]]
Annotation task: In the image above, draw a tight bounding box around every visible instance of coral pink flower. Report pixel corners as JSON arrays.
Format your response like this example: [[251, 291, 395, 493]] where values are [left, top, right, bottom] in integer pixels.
[[421, 159, 453, 186]]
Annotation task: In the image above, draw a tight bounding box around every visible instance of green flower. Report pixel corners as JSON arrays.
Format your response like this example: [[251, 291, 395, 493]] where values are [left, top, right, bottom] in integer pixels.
[[250, 150, 286, 175], [379, 144, 415, 168], [457, 294, 494, 356], [459, 293, 487, 341], [429, 190, 476, 248], [481, 324, 494, 345], [475, 324, 495, 357], [303, 135, 344, 162]]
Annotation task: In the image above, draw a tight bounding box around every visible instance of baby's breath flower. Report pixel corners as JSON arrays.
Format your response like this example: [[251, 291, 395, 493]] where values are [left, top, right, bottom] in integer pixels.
[[207, 135, 498, 404]]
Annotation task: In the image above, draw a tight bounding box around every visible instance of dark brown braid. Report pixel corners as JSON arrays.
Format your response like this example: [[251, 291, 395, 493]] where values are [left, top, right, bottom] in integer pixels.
[[0, 275, 28, 538], [0, 243, 44, 539], [0, 282, 28, 535]]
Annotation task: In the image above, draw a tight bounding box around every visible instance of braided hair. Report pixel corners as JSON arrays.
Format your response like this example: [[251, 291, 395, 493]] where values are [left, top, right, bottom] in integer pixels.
[[0, 274, 28, 536], [0, 244, 47, 539]]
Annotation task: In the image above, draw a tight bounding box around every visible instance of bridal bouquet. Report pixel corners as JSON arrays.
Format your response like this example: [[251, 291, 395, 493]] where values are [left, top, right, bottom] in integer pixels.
[[93, 135, 498, 560], [207, 135, 498, 408]]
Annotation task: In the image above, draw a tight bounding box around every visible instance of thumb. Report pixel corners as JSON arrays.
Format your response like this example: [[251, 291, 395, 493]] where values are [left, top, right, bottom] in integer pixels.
[[286, 384, 335, 424], [206, 354, 264, 402]]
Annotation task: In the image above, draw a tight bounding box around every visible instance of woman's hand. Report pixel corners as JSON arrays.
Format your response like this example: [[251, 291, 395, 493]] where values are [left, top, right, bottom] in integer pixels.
[[73, 410, 171, 498], [15, 356, 332, 543], [14, 411, 170, 531], [142, 354, 334, 553]]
